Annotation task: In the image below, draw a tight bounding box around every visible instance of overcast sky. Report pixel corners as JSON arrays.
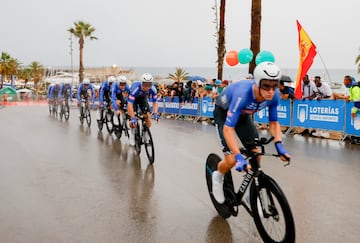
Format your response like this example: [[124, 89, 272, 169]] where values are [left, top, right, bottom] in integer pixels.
[[2, 0, 359, 70]]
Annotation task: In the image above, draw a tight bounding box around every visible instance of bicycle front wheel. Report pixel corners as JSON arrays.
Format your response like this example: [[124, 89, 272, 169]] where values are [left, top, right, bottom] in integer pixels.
[[113, 115, 122, 139], [134, 123, 141, 155], [85, 106, 91, 127], [143, 125, 154, 164], [80, 107, 84, 125], [64, 103, 70, 121], [105, 110, 114, 134], [250, 174, 295, 243]]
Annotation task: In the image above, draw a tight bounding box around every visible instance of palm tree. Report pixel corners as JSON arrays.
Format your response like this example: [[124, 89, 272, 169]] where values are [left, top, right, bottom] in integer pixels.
[[0, 52, 20, 88], [28, 61, 44, 88], [216, 0, 226, 81], [68, 21, 97, 83], [249, 0, 261, 74], [167, 68, 189, 82], [356, 50, 360, 73]]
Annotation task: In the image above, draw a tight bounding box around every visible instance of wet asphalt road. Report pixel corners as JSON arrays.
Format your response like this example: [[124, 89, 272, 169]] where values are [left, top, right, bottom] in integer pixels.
[[1, 105, 360, 243]]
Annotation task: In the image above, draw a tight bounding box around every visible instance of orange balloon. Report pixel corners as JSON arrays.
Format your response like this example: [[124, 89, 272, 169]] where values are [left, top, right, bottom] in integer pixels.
[[226, 50, 239, 66]]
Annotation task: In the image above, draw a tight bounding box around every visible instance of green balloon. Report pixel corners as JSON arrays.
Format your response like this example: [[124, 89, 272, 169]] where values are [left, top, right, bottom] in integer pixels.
[[255, 50, 275, 65], [238, 48, 253, 64]]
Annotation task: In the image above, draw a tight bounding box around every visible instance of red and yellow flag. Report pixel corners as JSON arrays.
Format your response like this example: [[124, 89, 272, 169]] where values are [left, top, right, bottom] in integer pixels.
[[294, 20, 317, 99]]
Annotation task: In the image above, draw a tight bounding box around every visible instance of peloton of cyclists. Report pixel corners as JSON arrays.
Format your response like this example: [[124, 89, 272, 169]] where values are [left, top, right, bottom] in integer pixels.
[[127, 73, 160, 145], [211, 61, 291, 204], [111, 75, 130, 116]]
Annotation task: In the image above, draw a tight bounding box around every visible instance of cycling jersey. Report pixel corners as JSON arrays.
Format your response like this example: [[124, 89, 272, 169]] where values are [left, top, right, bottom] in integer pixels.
[[112, 83, 130, 111], [47, 84, 54, 98], [48, 85, 60, 100], [99, 80, 113, 105], [215, 80, 280, 127], [127, 82, 157, 105], [77, 82, 95, 102], [58, 83, 73, 101]]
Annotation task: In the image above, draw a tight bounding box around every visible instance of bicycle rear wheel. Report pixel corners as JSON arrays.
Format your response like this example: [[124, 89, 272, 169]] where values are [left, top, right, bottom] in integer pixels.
[[143, 125, 154, 164], [85, 106, 91, 127], [250, 174, 295, 243], [205, 153, 235, 219]]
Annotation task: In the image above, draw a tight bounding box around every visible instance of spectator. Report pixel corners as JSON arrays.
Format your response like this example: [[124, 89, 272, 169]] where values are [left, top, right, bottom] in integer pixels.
[[170, 81, 184, 103], [343, 75, 360, 144], [302, 74, 317, 100], [279, 80, 294, 100], [313, 75, 332, 100]]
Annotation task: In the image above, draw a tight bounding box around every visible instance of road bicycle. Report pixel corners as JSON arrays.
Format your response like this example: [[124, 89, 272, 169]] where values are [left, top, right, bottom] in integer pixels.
[[133, 112, 155, 164], [113, 107, 130, 140], [59, 98, 70, 121], [50, 98, 59, 117], [205, 136, 295, 243], [97, 101, 114, 134], [79, 98, 91, 127]]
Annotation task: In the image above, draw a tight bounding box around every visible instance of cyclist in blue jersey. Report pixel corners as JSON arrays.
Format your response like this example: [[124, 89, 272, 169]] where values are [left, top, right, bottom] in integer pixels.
[[77, 78, 95, 116], [99, 76, 116, 109], [211, 62, 291, 204], [58, 80, 73, 103], [127, 73, 159, 145], [49, 82, 61, 101], [112, 75, 130, 116]]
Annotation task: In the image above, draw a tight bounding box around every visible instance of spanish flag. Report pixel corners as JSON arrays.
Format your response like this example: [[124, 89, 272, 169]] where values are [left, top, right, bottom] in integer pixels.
[[294, 20, 317, 99]]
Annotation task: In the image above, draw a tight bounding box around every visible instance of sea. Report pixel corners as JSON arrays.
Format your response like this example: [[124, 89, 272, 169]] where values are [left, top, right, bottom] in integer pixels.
[[124, 66, 358, 91]]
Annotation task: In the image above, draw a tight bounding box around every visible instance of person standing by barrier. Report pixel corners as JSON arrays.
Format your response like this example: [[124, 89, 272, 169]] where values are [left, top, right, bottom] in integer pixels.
[[211, 62, 291, 203], [313, 76, 332, 100], [301, 74, 317, 100]]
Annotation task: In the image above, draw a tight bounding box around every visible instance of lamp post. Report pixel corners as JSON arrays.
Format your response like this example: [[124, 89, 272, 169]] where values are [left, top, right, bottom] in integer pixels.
[[69, 33, 74, 85]]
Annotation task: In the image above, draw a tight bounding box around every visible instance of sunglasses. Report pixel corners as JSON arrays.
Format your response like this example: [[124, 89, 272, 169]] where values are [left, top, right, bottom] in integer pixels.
[[260, 83, 278, 91]]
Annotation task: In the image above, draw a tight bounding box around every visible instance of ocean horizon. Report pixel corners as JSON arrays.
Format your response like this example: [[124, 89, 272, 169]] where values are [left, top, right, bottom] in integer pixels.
[[123, 66, 358, 84]]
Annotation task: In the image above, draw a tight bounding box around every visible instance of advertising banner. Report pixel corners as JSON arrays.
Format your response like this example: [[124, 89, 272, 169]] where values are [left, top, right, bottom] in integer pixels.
[[254, 99, 291, 126], [199, 97, 215, 118], [292, 100, 345, 131], [345, 102, 360, 136]]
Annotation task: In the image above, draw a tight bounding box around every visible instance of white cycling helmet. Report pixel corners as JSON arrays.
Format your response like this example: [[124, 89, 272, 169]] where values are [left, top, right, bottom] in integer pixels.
[[108, 76, 116, 84], [83, 78, 90, 84], [140, 73, 153, 83], [116, 75, 127, 84], [253, 61, 281, 86]]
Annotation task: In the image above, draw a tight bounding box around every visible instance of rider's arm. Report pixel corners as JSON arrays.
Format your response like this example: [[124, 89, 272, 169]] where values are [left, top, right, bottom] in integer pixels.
[[223, 125, 241, 155], [77, 84, 81, 101], [58, 85, 63, 100], [127, 102, 135, 119], [91, 86, 95, 102], [99, 84, 105, 104], [111, 86, 119, 111]]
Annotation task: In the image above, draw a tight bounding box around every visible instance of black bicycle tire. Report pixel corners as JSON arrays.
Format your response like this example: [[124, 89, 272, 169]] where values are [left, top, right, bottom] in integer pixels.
[[205, 153, 235, 219], [85, 106, 91, 127], [64, 103, 70, 121], [114, 115, 122, 139], [105, 110, 114, 134], [134, 123, 141, 155], [122, 115, 130, 138], [143, 125, 155, 164], [250, 174, 295, 243], [59, 104, 63, 120]]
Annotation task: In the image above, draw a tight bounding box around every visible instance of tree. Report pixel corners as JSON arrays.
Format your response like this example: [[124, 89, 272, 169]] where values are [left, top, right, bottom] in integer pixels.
[[0, 52, 20, 88], [167, 68, 189, 82], [249, 0, 261, 74], [68, 21, 97, 83], [216, 0, 226, 81], [29, 61, 44, 88], [356, 50, 360, 73]]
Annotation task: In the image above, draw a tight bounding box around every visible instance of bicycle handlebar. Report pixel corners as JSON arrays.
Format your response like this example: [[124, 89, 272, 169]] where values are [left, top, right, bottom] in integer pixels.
[[240, 136, 291, 167]]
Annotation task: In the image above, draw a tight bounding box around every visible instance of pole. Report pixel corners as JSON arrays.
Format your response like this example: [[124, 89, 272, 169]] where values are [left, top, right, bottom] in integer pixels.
[[69, 33, 74, 86]]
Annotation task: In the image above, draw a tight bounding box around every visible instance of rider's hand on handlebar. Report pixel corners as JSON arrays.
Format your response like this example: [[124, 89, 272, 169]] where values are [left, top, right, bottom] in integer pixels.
[[275, 141, 291, 161], [131, 117, 137, 126], [235, 153, 250, 172], [153, 113, 160, 121]]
